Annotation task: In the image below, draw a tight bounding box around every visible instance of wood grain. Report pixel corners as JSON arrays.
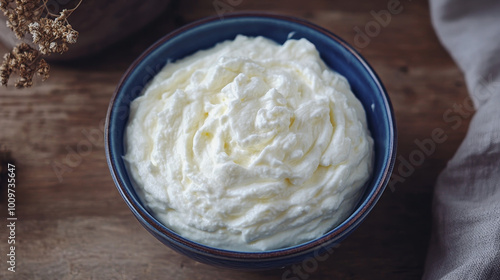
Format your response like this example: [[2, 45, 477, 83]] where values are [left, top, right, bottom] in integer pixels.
[[0, 0, 471, 279]]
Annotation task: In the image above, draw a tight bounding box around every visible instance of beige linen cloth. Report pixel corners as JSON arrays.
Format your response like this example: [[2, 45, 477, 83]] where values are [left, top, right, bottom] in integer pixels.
[[424, 0, 500, 279]]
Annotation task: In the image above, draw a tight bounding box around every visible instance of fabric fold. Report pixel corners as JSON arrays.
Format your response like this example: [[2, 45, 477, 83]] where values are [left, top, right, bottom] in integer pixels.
[[424, 0, 500, 279]]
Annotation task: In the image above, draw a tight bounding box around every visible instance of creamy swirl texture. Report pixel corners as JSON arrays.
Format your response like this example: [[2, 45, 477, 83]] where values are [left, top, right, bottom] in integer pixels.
[[124, 35, 374, 251]]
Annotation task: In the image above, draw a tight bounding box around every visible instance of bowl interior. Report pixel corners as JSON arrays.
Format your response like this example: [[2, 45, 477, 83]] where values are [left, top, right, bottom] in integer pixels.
[[106, 14, 396, 255]]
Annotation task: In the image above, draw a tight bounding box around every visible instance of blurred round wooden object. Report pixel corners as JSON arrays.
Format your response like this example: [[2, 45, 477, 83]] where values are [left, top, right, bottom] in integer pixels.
[[0, 0, 171, 60]]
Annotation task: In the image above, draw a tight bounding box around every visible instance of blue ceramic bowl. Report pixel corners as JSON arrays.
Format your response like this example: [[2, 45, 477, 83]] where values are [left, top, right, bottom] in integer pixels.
[[105, 13, 396, 270]]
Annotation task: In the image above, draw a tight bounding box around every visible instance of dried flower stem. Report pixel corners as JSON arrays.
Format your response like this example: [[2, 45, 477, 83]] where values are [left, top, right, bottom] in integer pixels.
[[0, 0, 82, 88]]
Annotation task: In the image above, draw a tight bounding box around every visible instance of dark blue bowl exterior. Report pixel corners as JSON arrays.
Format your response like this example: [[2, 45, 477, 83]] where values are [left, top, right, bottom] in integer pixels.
[[105, 13, 396, 270]]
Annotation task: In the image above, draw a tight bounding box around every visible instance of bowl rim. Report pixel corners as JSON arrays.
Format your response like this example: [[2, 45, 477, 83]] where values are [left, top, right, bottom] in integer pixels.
[[105, 12, 397, 260]]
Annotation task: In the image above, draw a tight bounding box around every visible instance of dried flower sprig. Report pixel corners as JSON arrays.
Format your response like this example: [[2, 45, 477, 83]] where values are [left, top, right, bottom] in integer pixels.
[[0, 43, 48, 87], [0, 0, 81, 88]]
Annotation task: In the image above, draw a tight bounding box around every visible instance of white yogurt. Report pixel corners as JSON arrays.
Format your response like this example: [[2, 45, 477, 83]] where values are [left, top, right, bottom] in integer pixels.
[[124, 35, 373, 251]]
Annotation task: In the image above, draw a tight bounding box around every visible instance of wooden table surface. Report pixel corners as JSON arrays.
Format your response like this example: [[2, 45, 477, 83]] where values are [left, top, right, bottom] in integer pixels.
[[0, 0, 471, 279]]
